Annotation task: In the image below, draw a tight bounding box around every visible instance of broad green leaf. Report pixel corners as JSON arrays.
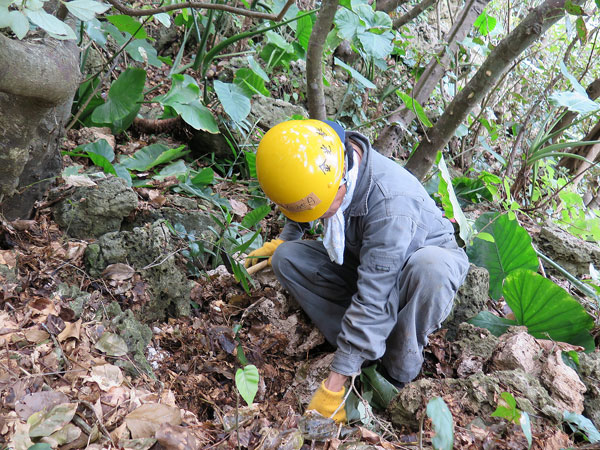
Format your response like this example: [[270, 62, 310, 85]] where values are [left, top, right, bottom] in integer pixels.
[[78, 139, 115, 163], [264, 30, 293, 52], [436, 153, 472, 244], [467, 311, 517, 336], [370, 10, 392, 30], [120, 143, 188, 171], [28, 403, 78, 437], [241, 205, 271, 229], [65, 0, 110, 21], [426, 397, 453, 450], [360, 365, 399, 410], [113, 163, 132, 186], [155, 74, 200, 106], [172, 100, 219, 133], [466, 212, 539, 300], [25, 9, 76, 39], [154, 160, 189, 180], [235, 364, 259, 406], [214, 81, 251, 123], [106, 14, 147, 39], [28, 444, 53, 450], [563, 411, 600, 443], [0, 7, 11, 28], [85, 18, 107, 46], [333, 57, 376, 89], [296, 11, 313, 50], [491, 392, 520, 423], [576, 16, 587, 42], [92, 68, 146, 124], [124, 39, 163, 67], [520, 411, 532, 449], [357, 30, 393, 60], [335, 7, 361, 40], [153, 12, 171, 27], [398, 92, 433, 127], [8, 10, 28, 39], [565, 0, 585, 15], [95, 332, 128, 356], [473, 12, 497, 36], [476, 232, 494, 242], [234, 68, 270, 98], [191, 167, 214, 186], [503, 269, 595, 350], [247, 56, 269, 82], [559, 61, 587, 96], [549, 91, 600, 114]]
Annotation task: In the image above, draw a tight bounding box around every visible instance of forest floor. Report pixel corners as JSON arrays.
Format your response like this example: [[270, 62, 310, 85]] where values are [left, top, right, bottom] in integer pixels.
[[1, 132, 599, 450]]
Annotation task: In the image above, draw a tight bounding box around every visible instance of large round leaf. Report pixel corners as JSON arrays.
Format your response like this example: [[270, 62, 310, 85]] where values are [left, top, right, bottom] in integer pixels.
[[467, 212, 539, 300], [503, 269, 595, 351], [214, 81, 251, 124], [92, 68, 146, 124]]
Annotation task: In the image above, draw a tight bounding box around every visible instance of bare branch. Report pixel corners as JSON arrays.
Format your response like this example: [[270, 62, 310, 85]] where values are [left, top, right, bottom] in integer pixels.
[[392, 0, 437, 29], [105, 0, 295, 21]]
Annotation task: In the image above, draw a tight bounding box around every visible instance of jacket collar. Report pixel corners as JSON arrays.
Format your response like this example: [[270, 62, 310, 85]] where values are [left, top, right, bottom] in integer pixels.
[[345, 131, 373, 217]]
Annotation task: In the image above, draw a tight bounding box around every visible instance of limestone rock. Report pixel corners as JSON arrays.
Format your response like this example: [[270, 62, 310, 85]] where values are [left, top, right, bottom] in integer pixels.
[[534, 225, 600, 277], [53, 176, 138, 239], [85, 221, 191, 322], [248, 96, 308, 129], [452, 323, 499, 377], [579, 352, 600, 428], [443, 264, 489, 339]]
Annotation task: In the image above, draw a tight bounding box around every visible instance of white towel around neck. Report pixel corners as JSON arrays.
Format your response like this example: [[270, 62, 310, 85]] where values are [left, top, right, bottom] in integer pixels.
[[323, 150, 360, 264]]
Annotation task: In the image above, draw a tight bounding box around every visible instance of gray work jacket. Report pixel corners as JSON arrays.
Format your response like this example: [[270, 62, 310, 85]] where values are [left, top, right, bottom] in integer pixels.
[[279, 131, 460, 376]]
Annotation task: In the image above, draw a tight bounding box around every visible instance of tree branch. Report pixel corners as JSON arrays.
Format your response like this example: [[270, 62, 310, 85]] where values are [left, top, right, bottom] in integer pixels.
[[392, 0, 437, 29], [306, 0, 339, 120], [0, 34, 80, 105], [105, 0, 295, 21]]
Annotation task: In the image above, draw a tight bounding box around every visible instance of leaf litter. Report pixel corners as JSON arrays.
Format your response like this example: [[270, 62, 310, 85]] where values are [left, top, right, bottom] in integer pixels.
[[0, 176, 597, 449]]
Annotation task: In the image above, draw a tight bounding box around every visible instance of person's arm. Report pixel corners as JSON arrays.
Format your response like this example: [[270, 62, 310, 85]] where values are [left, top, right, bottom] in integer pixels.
[[278, 219, 310, 241]]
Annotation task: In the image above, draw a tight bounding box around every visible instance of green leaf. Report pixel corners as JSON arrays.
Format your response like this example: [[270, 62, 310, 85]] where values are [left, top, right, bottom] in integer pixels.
[[77, 139, 114, 162], [92, 68, 146, 125], [214, 80, 251, 123], [235, 364, 259, 406], [333, 57, 376, 89], [549, 91, 600, 114], [8, 10, 29, 39], [154, 160, 189, 180], [234, 68, 270, 98], [563, 411, 600, 443], [171, 100, 219, 133], [491, 392, 520, 424], [120, 143, 188, 171], [65, 0, 110, 21], [124, 39, 163, 67], [245, 151, 257, 178], [473, 12, 497, 36], [95, 332, 128, 356], [565, 0, 585, 15], [520, 411, 532, 449], [335, 7, 361, 40], [436, 153, 472, 244], [241, 205, 271, 229], [466, 213, 539, 300], [28, 444, 53, 450], [25, 9, 76, 39], [106, 14, 147, 39], [28, 403, 78, 437], [155, 74, 200, 106], [113, 163, 132, 186], [85, 18, 107, 46], [467, 311, 517, 337], [247, 56, 269, 82], [575, 16, 587, 42], [357, 29, 394, 60], [559, 61, 587, 96], [360, 365, 399, 410], [397, 92, 433, 127], [296, 11, 313, 50], [503, 269, 595, 350], [191, 168, 214, 186], [426, 397, 454, 450]]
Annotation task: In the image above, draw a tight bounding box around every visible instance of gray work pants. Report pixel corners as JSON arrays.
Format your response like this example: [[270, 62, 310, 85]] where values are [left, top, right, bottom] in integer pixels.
[[271, 240, 469, 383]]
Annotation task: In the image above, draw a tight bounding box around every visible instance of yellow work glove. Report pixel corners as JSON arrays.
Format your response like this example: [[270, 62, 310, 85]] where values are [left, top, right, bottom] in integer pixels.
[[307, 381, 347, 423], [244, 239, 284, 268]]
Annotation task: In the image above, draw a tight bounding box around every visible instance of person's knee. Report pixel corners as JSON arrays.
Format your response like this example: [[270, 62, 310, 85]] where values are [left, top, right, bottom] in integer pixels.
[[271, 241, 298, 277]]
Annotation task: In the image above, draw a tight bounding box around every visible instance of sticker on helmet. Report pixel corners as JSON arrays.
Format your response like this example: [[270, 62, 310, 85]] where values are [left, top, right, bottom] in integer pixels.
[[279, 193, 321, 212]]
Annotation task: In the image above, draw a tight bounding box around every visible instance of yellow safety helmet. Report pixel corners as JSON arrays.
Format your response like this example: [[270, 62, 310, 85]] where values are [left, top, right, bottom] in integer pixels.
[[256, 119, 345, 222]]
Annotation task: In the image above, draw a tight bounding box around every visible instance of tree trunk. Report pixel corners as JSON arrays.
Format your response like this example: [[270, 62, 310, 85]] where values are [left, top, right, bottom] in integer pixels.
[[376, 0, 409, 13], [392, 0, 437, 29], [0, 34, 80, 220], [404, 0, 580, 180], [373, 0, 490, 156], [306, 0, 339, 120]]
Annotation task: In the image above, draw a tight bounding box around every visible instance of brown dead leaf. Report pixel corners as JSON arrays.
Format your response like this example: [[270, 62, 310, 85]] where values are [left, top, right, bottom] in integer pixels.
[[87, 364, 124, 391], [0, 250, 17, 268], [24, 327, 50, 344], [229, 199, 248, 217], [102, 263, 136, 281], [63, 174, 97, 187], [58, 319, 82, 342], [359, 427, 383, 444], [148, 190, 167, 207], [125, 403, 182, 439], [29, 297, 56, 320], [9, 220, 36, 231], [66, 242, 87, 260], [156, 424, 201, 450], [15, 391, 70, 420]]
